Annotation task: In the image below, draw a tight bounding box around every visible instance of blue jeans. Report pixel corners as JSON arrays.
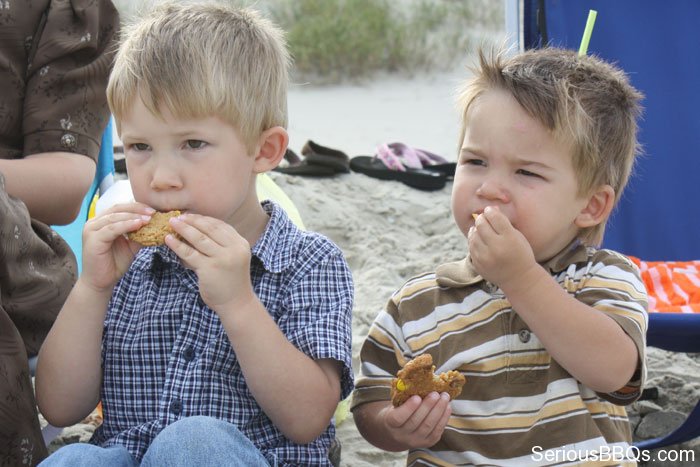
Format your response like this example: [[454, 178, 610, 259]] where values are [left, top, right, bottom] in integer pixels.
[[39, 416, 271, 466]]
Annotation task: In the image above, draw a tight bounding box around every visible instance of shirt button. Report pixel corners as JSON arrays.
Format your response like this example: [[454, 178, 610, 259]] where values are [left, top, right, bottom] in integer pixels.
[[518, 329, 531, 343], [60, 133, 77, 149], [170, 399, 182, 415], [183, 346, 195, 361]]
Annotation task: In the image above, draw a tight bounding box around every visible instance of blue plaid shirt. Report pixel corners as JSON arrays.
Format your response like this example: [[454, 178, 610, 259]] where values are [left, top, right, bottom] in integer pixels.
[[91, 201, 354, 466]]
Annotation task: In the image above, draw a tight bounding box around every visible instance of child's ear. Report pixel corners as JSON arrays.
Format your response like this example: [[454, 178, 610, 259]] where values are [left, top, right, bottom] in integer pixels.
[[253, 126, 289, 173], [575, 184, 615, 228]]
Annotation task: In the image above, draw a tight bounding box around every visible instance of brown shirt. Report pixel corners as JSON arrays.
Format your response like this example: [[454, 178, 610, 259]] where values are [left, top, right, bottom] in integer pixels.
[[0, 1, 118, 465], [352, 244, 648, 466], [0, 0, 119, 161]]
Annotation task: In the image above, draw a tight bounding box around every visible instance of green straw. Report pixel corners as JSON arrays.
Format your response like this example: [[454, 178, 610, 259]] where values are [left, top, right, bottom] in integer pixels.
[[578, 9, 598, 56]]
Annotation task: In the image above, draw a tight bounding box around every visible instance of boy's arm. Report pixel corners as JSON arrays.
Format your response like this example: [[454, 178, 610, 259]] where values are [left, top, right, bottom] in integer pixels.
[[471, 208, 644, 394], [36, 203, 153, 426], [354, 401, 404, 450], [499, 264, 639, 393], [354, 396, 452, 452], [351, 301, 453, 451], [166, 213, 353, 444], [219, 297, 342, 444], [35, 279, 111, 426]]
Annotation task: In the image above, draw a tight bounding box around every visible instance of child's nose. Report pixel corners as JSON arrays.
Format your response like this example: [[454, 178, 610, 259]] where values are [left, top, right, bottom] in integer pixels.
[[150, 163, 182, 190], [476, 177, 510, 203]]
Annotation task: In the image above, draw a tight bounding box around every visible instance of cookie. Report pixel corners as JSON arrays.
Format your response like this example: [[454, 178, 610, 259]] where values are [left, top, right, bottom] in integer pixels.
[[390, 354, 466, 407], [127, 210, 181, 246]]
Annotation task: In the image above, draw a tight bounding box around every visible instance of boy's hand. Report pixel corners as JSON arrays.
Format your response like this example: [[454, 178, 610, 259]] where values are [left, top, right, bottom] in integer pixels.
[[380, 392, 452, 449], [81, 203, 154, 292], [165, 213, 253, 311], [469, 206, 536, 288]]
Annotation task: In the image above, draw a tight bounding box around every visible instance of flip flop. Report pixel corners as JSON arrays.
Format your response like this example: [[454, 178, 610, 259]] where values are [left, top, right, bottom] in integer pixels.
[[385, 142, 456, 180], [349, 144, 446, 191], [423, 162, 457, 180], [274, 148, 337, 176], [301, 140, 350, 173]]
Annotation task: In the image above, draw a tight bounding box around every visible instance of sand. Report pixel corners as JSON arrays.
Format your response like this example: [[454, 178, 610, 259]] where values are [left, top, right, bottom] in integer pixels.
[[45, 69, 700, 465]]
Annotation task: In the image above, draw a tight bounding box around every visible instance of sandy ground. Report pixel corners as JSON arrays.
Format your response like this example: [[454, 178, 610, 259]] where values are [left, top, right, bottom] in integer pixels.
[[44, 68, 700, 465]]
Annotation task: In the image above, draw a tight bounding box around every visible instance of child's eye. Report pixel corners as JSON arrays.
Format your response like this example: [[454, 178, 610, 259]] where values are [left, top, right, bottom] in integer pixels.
[[517, 168, 542, 178], [186, 140, 207, 149], [464, 158, 485, 166], [131, 143, 150, 151]]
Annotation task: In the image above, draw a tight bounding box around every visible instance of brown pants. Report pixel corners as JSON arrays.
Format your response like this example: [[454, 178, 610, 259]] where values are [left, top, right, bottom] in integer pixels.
[[0, 174, 77, 466]]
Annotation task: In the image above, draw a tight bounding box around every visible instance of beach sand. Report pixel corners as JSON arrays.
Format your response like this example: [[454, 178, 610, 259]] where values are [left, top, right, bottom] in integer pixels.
[[45, 69, 700, 465]]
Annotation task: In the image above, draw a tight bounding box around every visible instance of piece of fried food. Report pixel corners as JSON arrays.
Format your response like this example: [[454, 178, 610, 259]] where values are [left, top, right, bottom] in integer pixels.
[[127, 210, 180, 246], [390, 354, 466, 407]]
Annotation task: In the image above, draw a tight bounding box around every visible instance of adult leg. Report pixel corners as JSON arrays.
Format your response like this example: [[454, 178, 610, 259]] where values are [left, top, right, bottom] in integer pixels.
[[38, 443, 137, 467], [141, 416, 271, 467], [0, 307, 47, 466]]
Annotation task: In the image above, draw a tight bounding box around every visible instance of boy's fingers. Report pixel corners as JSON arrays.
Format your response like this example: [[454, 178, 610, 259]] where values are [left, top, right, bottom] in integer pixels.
[[416, 393, 451, 438], [90, 219, 148, 244], [102, 202, 155, 216], [165, 233, 202, 268], [482, 206, 511, 235], [468, 229, 487, 260], [86, 212, 150, 231], [427, 396, 452, 440], [384, 396, 421, 428], [171, 214, 237, 249], [402, 392, 441, 433], [168, 217, 220, 257]]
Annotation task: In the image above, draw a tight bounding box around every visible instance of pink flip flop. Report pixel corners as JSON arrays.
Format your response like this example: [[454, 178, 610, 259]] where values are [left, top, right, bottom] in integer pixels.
[[349, 143, 448, 191]]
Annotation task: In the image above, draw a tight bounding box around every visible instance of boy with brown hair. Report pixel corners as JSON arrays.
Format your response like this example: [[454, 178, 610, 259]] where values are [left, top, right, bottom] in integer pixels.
[[36, 3, 353, 465], [352, 47, 648, 465]]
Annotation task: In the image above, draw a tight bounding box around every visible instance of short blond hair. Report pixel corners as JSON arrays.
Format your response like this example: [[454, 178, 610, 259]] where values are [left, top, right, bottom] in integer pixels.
[[457, 47, 643, 245], [107, 1, 290, 153]]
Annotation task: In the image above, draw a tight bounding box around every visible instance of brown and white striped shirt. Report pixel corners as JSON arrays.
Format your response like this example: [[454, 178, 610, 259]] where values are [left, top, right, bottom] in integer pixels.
[[352, 243, 648, 466]]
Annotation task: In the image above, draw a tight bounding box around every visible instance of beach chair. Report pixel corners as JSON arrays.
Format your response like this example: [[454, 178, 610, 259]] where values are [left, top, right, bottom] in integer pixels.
[[510, 0, 700, 450]]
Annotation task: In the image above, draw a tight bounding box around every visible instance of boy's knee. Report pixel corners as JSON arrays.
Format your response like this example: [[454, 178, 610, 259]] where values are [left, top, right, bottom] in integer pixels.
[[161, 415, 214, 433], [144, 416, 268, 466], [155, 415, 240, 442], [40, 444, 136, 467]]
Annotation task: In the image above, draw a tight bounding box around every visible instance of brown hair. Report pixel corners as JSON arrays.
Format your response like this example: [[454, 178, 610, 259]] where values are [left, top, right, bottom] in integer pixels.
[[457, 47, 643, 245]]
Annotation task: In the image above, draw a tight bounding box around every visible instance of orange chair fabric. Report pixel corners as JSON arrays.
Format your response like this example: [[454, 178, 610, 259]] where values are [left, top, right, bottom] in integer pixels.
[[629, 257, 700, 313]]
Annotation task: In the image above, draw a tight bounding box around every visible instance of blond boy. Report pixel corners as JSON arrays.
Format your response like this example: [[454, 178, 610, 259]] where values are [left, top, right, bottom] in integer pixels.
[[352, 48, 647, 465], [36, 3, 353, 466]]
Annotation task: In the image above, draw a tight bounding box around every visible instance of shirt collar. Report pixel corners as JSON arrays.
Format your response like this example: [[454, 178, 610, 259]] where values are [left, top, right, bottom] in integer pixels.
[[251, 200, 303, 273], [436, 240, 588, 288], [133, 200, 301, 276]]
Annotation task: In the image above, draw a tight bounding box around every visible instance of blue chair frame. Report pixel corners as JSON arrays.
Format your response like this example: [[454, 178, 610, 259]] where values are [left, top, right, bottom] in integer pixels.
[[517, 0, 700, 450]]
